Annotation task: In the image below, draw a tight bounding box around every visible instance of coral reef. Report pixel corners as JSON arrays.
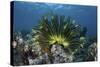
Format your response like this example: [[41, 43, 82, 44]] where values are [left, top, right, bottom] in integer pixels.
[[12, 15, 97, 66]]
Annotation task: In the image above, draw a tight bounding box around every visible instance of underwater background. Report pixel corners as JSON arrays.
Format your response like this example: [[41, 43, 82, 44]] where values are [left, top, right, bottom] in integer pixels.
[[11, 1, 97, 66], [13, 1, 97, 36]]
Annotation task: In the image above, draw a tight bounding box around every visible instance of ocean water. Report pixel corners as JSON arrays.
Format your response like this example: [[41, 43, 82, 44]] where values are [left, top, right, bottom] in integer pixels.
[[13, 1, 97, 36]]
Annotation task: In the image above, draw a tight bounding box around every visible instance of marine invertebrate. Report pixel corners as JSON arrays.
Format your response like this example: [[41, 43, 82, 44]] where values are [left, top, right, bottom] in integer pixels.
[[51, 45, 74, 63], [32, 15, 83, 54], [87, 42, 97, 61]]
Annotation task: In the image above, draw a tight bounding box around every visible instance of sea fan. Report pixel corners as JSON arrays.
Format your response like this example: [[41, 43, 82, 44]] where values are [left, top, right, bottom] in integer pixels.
[[32, 15, 83, 54]]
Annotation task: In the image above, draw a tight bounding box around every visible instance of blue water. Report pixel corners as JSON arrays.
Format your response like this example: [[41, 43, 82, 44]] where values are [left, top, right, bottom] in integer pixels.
[[13, 1, 97, 36]]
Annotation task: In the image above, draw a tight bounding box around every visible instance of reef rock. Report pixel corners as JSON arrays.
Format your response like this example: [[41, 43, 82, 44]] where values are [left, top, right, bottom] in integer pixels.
[[51, 45, 74, 63]]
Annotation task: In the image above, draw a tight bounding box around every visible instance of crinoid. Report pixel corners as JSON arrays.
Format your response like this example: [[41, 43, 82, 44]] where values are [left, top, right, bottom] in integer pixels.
[[32, 15, 84, 54]]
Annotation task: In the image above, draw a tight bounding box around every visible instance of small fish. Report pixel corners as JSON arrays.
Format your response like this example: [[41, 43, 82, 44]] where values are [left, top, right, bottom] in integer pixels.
[[12, 41, 17, 48], [75, 25, 79, 27], [72, 20, 76, 24]]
